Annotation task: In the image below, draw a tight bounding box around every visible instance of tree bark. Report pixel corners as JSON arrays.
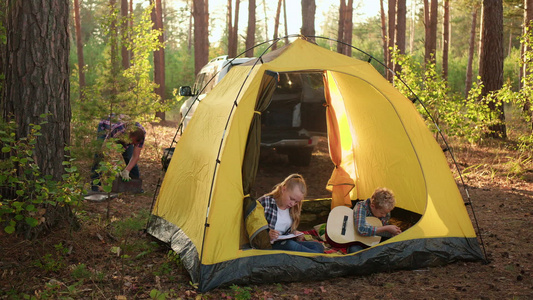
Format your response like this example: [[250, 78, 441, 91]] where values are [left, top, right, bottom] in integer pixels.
[[2, 0, 71, 181], [424, 0, 438, 65], [227, 0, 234, 56], [245, 0, 256, 57], [283, 0, 289, 45], [193, 0, 209, 75], [442, 0, 450, 80], [301, 0, 316, 43], [228, 0, 240, 57], [73, 0, 86, 101], [396, 0, 406, 75], [523, 0, 533, 128], [480, 0, 506, 138], [153, 0, 166, 120], [343, 0, 353, 56], [121, 0, 129, 70], [465, 7, 478, 96], [188, 0, 193, 53], [337, 0, 345, 54], [272, 0, 282, 50], [387, 0, 396, 76], [380, 0, 388, 76]]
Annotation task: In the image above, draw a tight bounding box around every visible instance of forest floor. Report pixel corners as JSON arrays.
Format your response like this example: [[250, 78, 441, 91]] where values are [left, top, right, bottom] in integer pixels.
[[1, 120, 532, 299]]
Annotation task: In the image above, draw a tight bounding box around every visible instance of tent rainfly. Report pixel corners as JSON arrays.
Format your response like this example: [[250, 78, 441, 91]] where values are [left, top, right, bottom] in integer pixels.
[[147, 38, 484, 292]]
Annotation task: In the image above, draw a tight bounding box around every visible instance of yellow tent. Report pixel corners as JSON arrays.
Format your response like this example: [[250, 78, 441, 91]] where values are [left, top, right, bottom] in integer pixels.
[[148, 38, 483, 292]]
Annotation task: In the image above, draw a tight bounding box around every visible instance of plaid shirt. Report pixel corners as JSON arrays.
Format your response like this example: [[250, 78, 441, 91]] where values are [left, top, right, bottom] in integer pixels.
[[353, 198, 391, 237], [98, 114, 145, 148], [258, 195, 292, 235]]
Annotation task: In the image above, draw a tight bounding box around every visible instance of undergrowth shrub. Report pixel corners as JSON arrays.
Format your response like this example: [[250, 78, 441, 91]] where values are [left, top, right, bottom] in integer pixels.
[[0, 117, 84, 235]]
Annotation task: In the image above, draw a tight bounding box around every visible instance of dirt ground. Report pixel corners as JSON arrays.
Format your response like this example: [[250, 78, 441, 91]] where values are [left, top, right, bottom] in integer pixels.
[[1, 121, 532, 299]]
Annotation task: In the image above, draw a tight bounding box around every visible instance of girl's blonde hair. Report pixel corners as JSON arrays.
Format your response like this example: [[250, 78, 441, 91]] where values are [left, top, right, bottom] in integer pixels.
[[371, 187, 396, 211], [267, 173, 307, 231]]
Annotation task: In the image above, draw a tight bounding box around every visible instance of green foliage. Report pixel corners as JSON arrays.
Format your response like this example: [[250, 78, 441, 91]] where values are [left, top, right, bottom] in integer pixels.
[[391, 48, 501, 143], [150, 289, 169, 300], [33, 243, 69, 273], [70, 4, 175, 163], [71, 263, 92, 280], [229, 284, 253, 300], [0, 117, 83, 234], [92, 138, 124, 193]]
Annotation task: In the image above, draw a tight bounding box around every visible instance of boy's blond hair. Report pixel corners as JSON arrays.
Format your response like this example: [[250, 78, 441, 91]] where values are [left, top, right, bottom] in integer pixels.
[[371, 187, 396, 211]]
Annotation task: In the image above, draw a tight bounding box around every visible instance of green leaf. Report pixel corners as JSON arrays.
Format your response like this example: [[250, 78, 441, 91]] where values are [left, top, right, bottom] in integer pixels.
[[26, 217, 39, 227], [26, 204, 36, 211], [4, 226, 15, 234], [1, 146, 11, 152]]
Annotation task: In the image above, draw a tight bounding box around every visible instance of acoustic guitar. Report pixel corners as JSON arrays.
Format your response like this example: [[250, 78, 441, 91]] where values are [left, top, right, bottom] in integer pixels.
[[325, 205, 382, 248]]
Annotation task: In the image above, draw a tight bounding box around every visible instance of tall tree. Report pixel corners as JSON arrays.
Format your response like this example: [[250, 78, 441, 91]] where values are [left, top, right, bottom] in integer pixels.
[[283, 0, 289, 45], [245, 0, 256, 57], [387, 0, 396, 76], [74, 0, 86, 100], [337, 0, 345, 53], [152, 0, 166, 120], [465, 5, 479, 96], [380, 0, 388, 75], [480, 0, 506, 138], [193, 0, 209, 75], [522, 0, 533, 126], [343, 0, 353, 56], [396, 0, 407, 76], [301, 0, 316, 43], [424, 0, 438, 65], [2, 0, 71, 181], [442, 0, 450, 80], [227, 0, 240, 57], [272, 0, 282, 50], [121, 0, 130, 69], [337, 0, 353, 56]]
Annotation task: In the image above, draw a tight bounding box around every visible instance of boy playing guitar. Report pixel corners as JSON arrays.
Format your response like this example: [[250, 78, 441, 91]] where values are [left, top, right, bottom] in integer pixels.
[[326, 187, 402, 253]]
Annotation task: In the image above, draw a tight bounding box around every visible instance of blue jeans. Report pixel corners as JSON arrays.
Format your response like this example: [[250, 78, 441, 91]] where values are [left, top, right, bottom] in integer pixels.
[[272, 239, 324, 253]]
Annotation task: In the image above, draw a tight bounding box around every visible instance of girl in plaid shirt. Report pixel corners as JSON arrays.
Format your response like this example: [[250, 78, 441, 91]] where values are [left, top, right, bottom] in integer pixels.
[[258, 174, 324, 253]]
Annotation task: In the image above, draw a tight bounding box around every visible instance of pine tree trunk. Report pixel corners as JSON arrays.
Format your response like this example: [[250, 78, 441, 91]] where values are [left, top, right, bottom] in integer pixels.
[[337, 0, 345, 54], [424, 0, 438, 65], [2, 0, 78, 238], [465, 7, 478, 96], [301, 0, 316, 43], [121, 0, 129, 69], [227, 0, 234, 56], [523, 0, 533, 129], [193, 0, 209, 75], [442, 0, 450, 80], [396, 0, 406, 75], [380, 0, 388, 77], [387, 0, 396, 77], [272, 0, 282, 50], [73, 0, 86, 101], [245, 0, 256, 57], [153, 0, 166, 120], [480, 0, 506, 138], [283, 0, 289, 45], [343, 0, 353, 56], [3, 0, 71, 180]]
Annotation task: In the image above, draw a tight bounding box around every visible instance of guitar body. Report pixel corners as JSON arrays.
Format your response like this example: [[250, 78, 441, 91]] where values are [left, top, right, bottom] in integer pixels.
[[325, 206, 382, 248]]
